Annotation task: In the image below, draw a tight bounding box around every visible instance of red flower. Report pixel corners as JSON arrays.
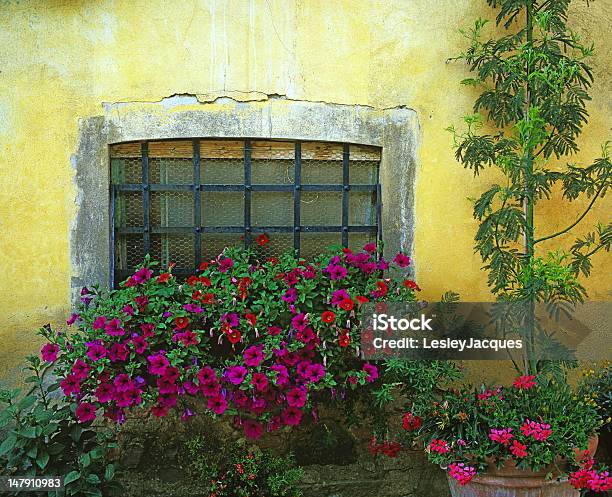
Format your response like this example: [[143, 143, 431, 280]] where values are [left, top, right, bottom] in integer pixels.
[[513, 375, 536, 390], [402, 412, 422, 431], [403, 279, 420, 291], [187, 276, 199, 286], [199, 261, 209, 271], [157, 272, 171, 283], [356, 295, 369, 306], [371, 281, 388, 298], [256, 233, 269, 246], [202, 293, 215, 304], [510, 440, 528, 458], [245, 313, 257, 327], [226, 329, 241, 344], [322, 311, 336, 323], [200, 276, 211, 286], [266, 256, 278, 265], [339, 333, 350, 347], [192, 290, 202, 300], [175, 316, 189, 329], [340, 298, 354, 311]]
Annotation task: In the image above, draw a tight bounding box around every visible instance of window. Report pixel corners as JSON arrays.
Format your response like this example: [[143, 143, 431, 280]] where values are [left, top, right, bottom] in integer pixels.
[[110, 139, 381, 284]]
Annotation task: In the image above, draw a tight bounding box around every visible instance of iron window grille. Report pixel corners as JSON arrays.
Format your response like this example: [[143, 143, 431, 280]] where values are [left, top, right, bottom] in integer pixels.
[[110, 139, 382, 286]]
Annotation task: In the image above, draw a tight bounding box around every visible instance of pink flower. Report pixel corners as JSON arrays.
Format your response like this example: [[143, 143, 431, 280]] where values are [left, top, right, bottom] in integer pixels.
[[108, 342, 129, 362], [197, 366, 217, 385], [510, 440, 528, 458], [113, 373, 134, 392], [66, 313, 79, 326], [60, 375, 81, 396], [201, 381, 221, 398], [291, 313, 308, 331], [305, 363, 325, 383], [363, 363, 378, 383], [219, 258, 234, 273], [92, 316, 107, 330], [286, 387, 307, 408], [41, 343, 59, 362], [448, 462, 476, 486], [243, 419, 263, 439], [131, 335, 148, 354], [520, 419, 552, 441], [252, 372, 269, 392], [282, 288, 298, 303], [326, 264, 348, 280], [331, 289, 350, 306], [71, 359, 91, 380], [208, 395, 228, 415], [147, 353, 170, 376], [152, 404, 170, 418], [225, 365, 247, 385], [76, 402, 97, 423], [86, 343, 107, 362], [140, 323, 155, 337], [489, 428, 513, 446], [95, 383, 115, 403], [105, 318, 125, 337], [363, 242, 377, 253], [133, 266, 152, 283], [393, 252, 411, 268], [243, 345, 264, 367], [513, 375, 537, 390], [282, 406, 303, 426], [429, 439, 450, 454]]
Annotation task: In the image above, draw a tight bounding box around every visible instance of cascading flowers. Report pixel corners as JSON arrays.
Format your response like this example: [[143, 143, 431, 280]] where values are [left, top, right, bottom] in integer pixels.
[[40, 241, 420, 440]]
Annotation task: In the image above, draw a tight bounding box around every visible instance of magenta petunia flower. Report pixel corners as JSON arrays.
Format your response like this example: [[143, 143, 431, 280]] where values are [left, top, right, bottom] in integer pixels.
[[326, 264, 348, 280], [131, 335, 148, 354], [291, 313, 308, 331], [377, 257, 389, 270], [282, 406, 303, 426], [243, 345, 264, 367], [113, 373, 134, 393], [109, 342, 129, 362], [243, 418, 263, 439], [363, 242, 377, 253], [201, 381, 221, 398], [282, 287, 298, 303], [183, 303, 204, 313], [219, 258, 234, 273], [95, 383, 115, 403], [302, 265, 317, 279], [140, 323, 155, 337], [267, 325, 282, 336], [105, 318, 125, 337], [122, 305, 135, 316], [305, 363, 326, 383], [183, 381, 200, 396], [252, 372, 269, 392], [331, 289, 350, 306], [71, 359, 91, 379], [147, 353, 170, 376], [133, 266, 152, 283], [225, 365, 248, 385], [221, 312, 240, 327], [76, 402, 97, 423], [270, 364, 289, 386], [66, 313, 79, 326], [86, 343, 107, 362], [208, 395, 228, 415], [157, 377, 178, 395], [286, 387, 307, 408], [92, 316, 107, 330], [393, 252, 411, 268], [152, 404, 170, 418], [363, 363, 378, 383], [60, 374, 81, 396], [41, 343, 59, 362], [197, 366, 217, 385]]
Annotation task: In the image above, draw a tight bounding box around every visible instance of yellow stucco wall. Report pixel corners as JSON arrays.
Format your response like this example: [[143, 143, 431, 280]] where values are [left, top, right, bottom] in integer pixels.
[[0, 0, 610, 383]]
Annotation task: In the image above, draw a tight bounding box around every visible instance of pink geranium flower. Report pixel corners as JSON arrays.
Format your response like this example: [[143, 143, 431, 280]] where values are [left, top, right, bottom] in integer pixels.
[[513, 375, 536, 390], [429, 439, 450, 454]]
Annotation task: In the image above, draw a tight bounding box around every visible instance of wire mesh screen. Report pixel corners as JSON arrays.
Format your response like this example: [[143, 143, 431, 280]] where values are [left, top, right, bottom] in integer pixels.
[[110, 139, 381, 286]]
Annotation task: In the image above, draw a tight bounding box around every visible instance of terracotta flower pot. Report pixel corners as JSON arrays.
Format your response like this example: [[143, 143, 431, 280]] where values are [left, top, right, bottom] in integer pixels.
[[446, 458, 579, 497]]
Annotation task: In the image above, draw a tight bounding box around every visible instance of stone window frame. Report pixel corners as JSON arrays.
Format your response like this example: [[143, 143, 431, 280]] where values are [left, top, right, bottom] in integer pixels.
[[70, 98, 418, 303]]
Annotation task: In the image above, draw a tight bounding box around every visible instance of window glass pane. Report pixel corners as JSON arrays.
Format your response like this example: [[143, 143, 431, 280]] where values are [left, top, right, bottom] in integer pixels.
[[349, 160, 378, 184], [114, 191, 143, 228], [349, 191, 376, 226], [301, 159, 343, 184], [252, 159, 294, 184], [115, 235, 144, 270], [111, 158, 141, 184], [301, 192, 341, 225], [301, 233, 341, 259], [150, 158, 193, 184], [252, 192, 293, 226], [201, 158, 243, 184], [202, 233, 243, 261], [202, 192, 244, 227], [349, 232, 377, 253], [150, 234, 195, 270], [151, 192, 194, 227], [252, 233, 294, 259]]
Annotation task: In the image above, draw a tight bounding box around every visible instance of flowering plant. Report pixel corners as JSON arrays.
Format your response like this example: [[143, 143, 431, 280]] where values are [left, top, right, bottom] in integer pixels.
[[402, 374, 609, 491], [40, 243, 419, 440]]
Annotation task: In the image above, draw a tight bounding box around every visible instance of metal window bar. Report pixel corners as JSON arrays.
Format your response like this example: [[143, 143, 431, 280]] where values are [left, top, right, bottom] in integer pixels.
[[111, 139, 381, 286]]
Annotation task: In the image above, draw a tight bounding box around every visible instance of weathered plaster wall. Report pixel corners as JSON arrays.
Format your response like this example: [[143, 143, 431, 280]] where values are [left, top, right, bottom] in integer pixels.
[[0, 0, 610, 381]]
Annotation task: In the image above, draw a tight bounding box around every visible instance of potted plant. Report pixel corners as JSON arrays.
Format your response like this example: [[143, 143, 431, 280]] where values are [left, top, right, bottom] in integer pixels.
[[405, 374, 610, 495], [438, 0, 611, 493]]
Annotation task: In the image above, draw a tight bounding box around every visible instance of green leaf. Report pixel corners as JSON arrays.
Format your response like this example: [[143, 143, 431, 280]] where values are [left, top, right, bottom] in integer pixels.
[[20, 426, 37, 438], [104, 463, 115, 481], [36, 450, 49, 469], [85, 474, 101, 485], [80, 452, 91, 467], [64, 470, 81, 485], [0, 435, 17, 455]]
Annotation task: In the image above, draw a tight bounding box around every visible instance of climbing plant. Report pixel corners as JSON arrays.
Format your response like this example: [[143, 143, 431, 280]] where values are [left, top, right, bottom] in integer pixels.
[[448, 0, 610, 374]]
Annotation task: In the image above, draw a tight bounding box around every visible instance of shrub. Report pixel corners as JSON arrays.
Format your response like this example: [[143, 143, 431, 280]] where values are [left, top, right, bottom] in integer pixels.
[[0, 355, 120, 497]]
